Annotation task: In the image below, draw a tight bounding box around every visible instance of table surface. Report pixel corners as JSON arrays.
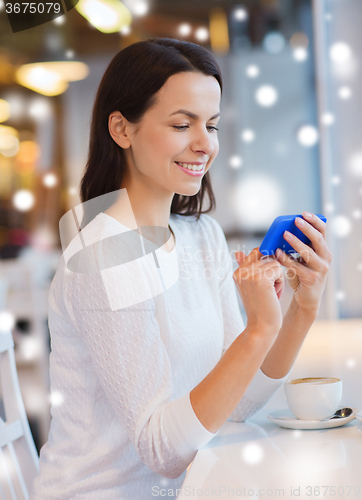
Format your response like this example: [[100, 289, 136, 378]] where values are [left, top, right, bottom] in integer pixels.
[[177, 409, 362, 500], [177, 319, 362, 500]]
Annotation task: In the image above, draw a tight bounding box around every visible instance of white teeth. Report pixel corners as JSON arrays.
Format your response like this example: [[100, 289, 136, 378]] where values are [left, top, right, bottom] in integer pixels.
[[177, 162, 204, 171]]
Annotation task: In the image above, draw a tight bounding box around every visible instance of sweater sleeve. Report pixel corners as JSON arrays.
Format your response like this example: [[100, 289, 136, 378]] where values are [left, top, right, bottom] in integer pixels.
[[204, 215, 289, 422], [66, 250, 218, 480]]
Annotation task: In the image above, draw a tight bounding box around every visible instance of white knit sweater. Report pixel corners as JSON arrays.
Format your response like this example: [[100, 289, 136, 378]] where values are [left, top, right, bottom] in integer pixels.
[[30, 212, 287, 500]]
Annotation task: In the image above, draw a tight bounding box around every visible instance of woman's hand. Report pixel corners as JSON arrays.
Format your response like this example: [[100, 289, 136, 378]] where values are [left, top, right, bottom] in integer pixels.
[[275, 212, 333, 315], [233, 248, 284, 335]]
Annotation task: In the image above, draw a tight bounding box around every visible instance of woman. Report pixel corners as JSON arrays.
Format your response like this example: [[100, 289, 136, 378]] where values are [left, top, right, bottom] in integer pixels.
[[30, 37, 332, 499]]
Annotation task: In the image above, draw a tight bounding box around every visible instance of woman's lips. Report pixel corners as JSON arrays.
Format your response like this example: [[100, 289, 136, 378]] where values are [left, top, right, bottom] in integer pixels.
[[174, 161, 205, 177]]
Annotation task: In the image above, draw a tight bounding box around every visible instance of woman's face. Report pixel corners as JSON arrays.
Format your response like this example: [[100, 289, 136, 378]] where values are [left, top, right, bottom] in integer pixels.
[[121, 71, 221, 197]]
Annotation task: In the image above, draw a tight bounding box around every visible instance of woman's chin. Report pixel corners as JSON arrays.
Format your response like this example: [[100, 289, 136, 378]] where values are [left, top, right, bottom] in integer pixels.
[[174, 184, 203, 197]]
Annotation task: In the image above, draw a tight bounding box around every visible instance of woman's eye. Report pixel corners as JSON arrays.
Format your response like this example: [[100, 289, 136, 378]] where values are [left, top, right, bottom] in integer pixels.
[[173, 125, 219, 132]]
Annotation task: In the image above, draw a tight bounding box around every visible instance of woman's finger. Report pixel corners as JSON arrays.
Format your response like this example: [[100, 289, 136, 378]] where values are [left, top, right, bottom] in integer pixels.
[[294, 216, 332, 262], [276, 284, 284, 300], [248, 247, 264, 263], [301, 212, 327, 239], [282, 229, 318, 267], [235, 251, 247, 264], [275, 249, 312, 280], [274, 275, 284, 300], [234, 259, 283, 285], [236, 247, 264, 266]]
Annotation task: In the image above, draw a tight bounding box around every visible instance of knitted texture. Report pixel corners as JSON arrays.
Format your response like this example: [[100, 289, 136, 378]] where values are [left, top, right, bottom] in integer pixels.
[[30, 212, 286, 500]]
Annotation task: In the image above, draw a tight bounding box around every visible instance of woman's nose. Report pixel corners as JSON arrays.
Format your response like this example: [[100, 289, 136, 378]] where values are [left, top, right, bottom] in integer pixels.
[[190, 128, 216, 156]]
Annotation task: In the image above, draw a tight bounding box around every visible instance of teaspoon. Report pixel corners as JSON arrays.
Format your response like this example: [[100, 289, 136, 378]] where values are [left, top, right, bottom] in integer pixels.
[[328, 407, 353, 419]]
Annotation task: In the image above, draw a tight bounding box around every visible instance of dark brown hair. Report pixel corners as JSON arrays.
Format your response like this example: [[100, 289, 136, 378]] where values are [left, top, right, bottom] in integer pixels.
[[79, 37, 223, 229]]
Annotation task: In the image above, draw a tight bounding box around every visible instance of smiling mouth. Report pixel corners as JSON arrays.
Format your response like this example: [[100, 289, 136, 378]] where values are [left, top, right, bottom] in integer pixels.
[[174, 161, 205, 172]]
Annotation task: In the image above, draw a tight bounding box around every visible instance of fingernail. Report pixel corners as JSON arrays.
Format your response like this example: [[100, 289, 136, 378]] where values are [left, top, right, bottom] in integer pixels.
[[303, 212, 312, 219], [284, 231, 292, 239], [296, 217, 305, 226]]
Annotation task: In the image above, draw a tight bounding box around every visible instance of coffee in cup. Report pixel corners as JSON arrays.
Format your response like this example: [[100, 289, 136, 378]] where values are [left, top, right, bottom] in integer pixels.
[[284, 377, 342, 420]]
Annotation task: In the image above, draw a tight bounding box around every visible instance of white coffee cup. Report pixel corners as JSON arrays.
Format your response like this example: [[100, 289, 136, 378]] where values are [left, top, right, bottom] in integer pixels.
[[284, 377, 343, 420]]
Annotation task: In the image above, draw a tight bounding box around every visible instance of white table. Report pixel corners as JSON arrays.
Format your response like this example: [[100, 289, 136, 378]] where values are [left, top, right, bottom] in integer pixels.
[[177, 319, 362, 499]]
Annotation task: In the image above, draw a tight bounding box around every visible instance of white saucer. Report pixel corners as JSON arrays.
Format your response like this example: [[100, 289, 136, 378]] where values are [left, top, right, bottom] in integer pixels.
[[267, 408, 359, 430], [355, 411, 362, 423]]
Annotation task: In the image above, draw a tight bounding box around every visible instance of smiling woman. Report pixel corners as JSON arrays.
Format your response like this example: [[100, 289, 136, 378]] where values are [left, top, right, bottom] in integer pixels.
[[78, 38, 223, 231], [104, 70, 221, 230], [29, 37, 331, 500]]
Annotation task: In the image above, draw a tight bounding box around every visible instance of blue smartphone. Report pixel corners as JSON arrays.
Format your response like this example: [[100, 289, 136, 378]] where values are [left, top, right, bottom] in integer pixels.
[[259, 214, 327, 256]]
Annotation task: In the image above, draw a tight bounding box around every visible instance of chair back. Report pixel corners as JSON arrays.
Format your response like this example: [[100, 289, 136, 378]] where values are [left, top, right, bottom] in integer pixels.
[[0, 277, 8, 311], [0, 330, 39, 500]]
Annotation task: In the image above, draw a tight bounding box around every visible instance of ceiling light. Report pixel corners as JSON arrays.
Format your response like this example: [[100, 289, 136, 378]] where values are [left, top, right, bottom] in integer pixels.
[[29, 98, 53, 120], [120, 25, 131, 35], [233, 7, 248, 22], [43, 173, 59, 187], [39, 62, 89, 81], [15, 61, 89, 96], [293, 47, 308, 62], [241, 129, 255, 143], [75, 0, 132, 33], [122, 0, 148, 17], [338, 86, 352, 99], [132, 0, 148, 16], [53, 15, 65, 25], [245, 65, 260, 78], [0, 135, 19, 156], [21, 66, 67, 95], [2, 94, 24, 120], [255, 85, 278, 107], [0, 124, 18, 138], [321, 112, 335, 126], [330, 42, 352, 64], [195, 27, 209, 42], [330, 215, 351, 238], [12, 189, 35, 211], [178, 23, 191, 37], [229, 155, 243, 169], [297, 125, 318, 147]]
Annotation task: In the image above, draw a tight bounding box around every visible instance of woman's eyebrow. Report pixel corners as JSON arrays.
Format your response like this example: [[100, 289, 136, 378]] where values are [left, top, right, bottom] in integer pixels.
[[169, 110, 221, 120]]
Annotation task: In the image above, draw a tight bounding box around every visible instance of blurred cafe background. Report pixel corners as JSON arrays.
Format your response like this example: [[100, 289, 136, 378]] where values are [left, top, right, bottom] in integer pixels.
[[0, 0, 361, 454]]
